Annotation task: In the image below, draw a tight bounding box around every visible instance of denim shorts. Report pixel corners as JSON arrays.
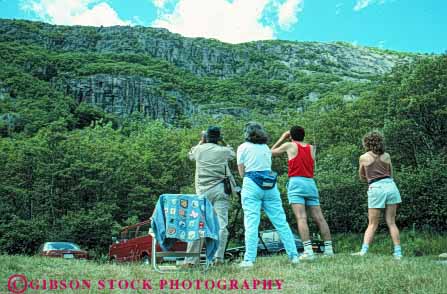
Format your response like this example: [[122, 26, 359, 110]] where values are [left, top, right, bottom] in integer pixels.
[[287, 176, 319, 206], [367, 178, 402, 208]]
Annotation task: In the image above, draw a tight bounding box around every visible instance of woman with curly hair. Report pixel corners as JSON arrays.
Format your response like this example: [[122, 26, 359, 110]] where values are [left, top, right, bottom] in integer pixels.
[[353, 131, 403, 259]]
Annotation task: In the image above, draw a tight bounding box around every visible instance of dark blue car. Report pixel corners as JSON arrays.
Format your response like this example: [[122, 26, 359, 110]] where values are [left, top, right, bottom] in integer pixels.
[[257, 230, 304, 255], [225, 229, 306, 260]]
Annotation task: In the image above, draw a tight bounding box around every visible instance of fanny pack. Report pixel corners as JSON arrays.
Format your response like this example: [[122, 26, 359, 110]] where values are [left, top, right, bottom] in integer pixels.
[[245, 171, 278, 190]]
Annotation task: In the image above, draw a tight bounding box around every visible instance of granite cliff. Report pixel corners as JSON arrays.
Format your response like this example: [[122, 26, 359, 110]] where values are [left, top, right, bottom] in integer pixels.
[[0, 19, 416, 122]]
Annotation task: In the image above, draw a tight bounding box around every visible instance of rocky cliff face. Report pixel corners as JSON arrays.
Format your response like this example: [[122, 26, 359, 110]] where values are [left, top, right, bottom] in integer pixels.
[[52, 75, 194, 121], [0, 19, 416, 121], [253, 41, 404, 77], [0, 19, 413, 79]]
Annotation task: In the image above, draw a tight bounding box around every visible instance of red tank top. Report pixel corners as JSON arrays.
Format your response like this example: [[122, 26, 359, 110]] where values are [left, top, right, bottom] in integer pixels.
[[288, 142, 314, 178]]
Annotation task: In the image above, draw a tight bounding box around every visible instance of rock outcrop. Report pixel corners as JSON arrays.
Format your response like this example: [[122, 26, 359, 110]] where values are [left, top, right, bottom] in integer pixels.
[[0, 19, 414, 79], [52, 75, 194, 121], [0, 19, 418, 121]]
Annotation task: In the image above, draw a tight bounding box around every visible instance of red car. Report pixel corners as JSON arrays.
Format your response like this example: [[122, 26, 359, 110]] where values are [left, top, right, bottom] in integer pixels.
[[38, 242, 89, 259], [108, 220, 187, 264]]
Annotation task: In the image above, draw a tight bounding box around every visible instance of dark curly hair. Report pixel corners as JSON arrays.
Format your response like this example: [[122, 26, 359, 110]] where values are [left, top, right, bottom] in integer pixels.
[[363, 131, 385, 155], [244, 122, 269, 144]]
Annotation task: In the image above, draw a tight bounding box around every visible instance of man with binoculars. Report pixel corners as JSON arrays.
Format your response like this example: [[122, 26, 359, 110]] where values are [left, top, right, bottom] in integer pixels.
[[184, 126, 236, 266]]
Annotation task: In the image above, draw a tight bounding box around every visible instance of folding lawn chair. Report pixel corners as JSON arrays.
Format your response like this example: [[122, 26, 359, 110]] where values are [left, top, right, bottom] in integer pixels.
[[150, 194, 220, 273]]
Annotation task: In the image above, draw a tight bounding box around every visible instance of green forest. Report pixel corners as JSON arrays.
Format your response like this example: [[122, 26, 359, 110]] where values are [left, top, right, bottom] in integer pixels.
[[0, 20, 446, 258]]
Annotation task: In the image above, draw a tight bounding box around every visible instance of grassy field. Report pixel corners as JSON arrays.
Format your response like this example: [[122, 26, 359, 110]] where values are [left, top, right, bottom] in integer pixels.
[[1, 233, 446, 294]]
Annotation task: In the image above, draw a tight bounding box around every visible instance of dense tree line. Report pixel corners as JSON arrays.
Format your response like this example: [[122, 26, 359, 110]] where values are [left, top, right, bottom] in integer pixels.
[[0, 48, 445, 256]]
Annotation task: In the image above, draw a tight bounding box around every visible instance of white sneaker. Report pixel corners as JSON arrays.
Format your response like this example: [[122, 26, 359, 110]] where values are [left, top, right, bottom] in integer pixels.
[[239, 261, 254, 268], [299, 252, 315, 261], [323, 251, 335, 258], [351, 251, 367, 256], [439, 253, 447, 259], [393, 254, 403, 260], [290, 256, 300, 264]]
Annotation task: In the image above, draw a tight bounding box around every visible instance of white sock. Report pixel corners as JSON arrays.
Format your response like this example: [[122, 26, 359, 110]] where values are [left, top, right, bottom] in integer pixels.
[[324, 240, 333, 254], [303, 240, 313, 254]]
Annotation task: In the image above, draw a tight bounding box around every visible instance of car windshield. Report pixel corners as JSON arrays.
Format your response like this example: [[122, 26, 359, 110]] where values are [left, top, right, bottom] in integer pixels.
[[261, 231, 274, 242], [136, 223, 151, 237], [44, 242, 80, 251], [261, 231, 280, 242]]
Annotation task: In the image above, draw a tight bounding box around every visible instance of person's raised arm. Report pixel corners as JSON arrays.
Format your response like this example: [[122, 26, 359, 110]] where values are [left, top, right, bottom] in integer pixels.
[[188, 146, 196, 161], [188, 132, 206, 160], [271, 131, 291, 156]]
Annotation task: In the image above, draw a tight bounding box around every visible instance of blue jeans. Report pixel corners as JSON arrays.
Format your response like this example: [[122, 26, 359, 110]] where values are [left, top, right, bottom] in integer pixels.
[[241, 177, 298, 262]]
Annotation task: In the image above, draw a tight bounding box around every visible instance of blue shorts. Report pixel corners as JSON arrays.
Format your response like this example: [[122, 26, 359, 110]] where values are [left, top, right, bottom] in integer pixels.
[[367, 178, 401, 208], [287, 176, 319, 206]]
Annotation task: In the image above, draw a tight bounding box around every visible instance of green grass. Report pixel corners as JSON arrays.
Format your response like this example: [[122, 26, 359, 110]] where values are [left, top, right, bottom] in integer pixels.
[[333, 232, 447, 257], [1, 234, 446, 294]]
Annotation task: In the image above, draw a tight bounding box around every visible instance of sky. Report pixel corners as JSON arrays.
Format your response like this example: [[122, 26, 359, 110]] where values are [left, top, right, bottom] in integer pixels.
[[0, 0, 445, 53]]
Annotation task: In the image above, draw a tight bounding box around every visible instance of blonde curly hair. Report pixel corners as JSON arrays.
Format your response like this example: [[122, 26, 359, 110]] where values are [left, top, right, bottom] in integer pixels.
[[363, 131, 385, 155]]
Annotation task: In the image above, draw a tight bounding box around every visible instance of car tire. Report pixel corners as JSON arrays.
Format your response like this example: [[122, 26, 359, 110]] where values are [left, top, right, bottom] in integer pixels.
[[258, 249, 269, 256], [276, 249, 286, 255], [224, 252, 234, 261], [141, 254, 150, 265]]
